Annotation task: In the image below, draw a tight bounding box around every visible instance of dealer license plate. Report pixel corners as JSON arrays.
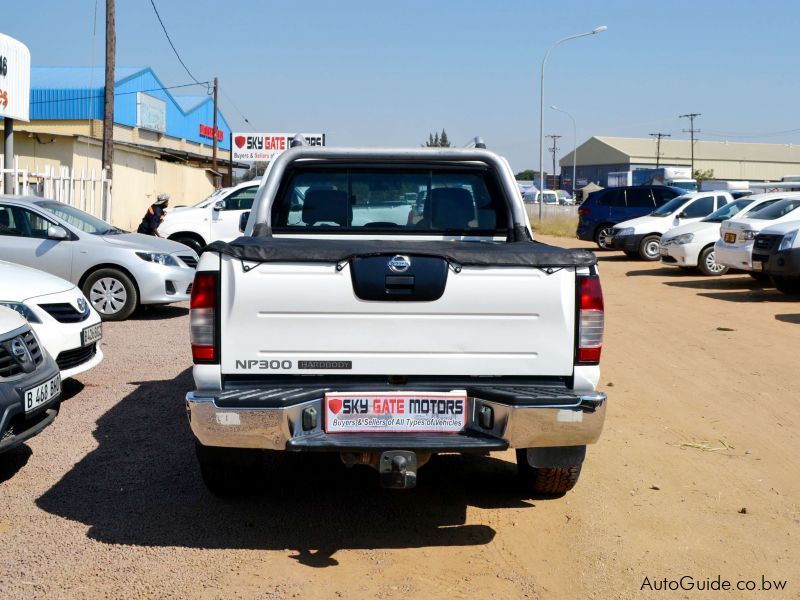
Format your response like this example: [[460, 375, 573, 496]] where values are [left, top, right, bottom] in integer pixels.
[[324, 391, 467, 433], [81, 323, 102, 346], [24, 374, 61, 413], [724, 232, 737, 243]]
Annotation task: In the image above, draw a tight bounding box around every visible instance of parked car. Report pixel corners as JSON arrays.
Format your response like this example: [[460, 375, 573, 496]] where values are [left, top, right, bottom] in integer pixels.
[[0, 306, 61, 455], [659, 195, 782, 275], [0, 196, 199, 321], [751, 219, 800, 295], [609, 191, 732, 260], [523, 189, 558, 204], [158, 181, 260, 253], [187, 144, 607, 497], [715, 194, 800, 275], [576, 185, 685, 249], [0, 260, 103, 378]]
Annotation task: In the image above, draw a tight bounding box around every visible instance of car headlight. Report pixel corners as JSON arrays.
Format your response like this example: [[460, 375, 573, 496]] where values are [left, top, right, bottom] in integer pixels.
[[136, 252, 179, 266], [741, 230, 757, 241], [0, 302, 42, 323], [779, 230, 798, 251], [674, 233, 695, 245], [617, 227, 634, 236]]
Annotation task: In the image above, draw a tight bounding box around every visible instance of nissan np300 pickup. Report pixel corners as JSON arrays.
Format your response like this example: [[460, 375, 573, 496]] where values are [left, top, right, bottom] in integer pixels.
[[186, 141, 607, 496]]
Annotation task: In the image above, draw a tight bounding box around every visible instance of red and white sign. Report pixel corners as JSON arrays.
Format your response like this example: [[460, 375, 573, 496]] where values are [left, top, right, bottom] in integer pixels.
[[199, 123, 224, 141], [324, 391, 467, 433], [231, 132, 325, 162], [0, 33, 31, 122]]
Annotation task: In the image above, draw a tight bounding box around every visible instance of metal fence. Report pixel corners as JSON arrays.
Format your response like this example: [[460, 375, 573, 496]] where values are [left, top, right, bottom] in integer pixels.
[[0, 157, 112, 222], [524, 203, 578, 221]]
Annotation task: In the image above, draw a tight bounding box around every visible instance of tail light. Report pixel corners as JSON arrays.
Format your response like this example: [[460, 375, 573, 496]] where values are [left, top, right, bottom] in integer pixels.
[[190, 272, 218, 363], [577, 275, 604, 364], [578, 208, 590, 216]]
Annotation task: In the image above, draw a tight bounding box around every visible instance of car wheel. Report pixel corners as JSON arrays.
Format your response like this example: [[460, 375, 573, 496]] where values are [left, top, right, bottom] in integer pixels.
[[773, 276, 800, 296], [594, 224, 615, 250], [516, 449, 582, 496], [83, 268, 138, 321], [171, 234, 204, 254], [638, 235, 661, 261], [195, 442, 261, 497], [698, 246, 728, 276]]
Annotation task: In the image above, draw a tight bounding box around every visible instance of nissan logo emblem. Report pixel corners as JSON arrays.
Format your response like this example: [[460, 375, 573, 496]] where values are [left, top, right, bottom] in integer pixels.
[[77, 297, 87, 313], [11, 337, 30, 363], [387, 255, 411, 273]]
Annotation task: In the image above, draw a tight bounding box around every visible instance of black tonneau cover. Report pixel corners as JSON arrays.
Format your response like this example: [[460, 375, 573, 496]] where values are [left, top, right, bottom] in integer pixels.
[[206, 237, 597, 268]]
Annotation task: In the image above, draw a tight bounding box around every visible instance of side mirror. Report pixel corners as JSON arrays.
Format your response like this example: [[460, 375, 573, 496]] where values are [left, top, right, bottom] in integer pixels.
[[47, 225, 69, 240], [676, 211, 687, 219], [239, 211, 250, 233], [213, 199, 226, 211]]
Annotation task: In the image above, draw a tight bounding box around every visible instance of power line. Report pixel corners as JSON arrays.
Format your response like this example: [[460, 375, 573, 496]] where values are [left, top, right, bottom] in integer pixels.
[[149, 0, 207, 90], [703, 127, 800, 139], [29, 81, 211, 105], [679, 113, 701, 174], [221, 88, 252, 129], [648, 132, 670, 168]]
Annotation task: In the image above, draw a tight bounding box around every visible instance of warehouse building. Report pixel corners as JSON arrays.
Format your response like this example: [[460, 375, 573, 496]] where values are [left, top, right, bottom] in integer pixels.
[[0, 66, 237, 229], [559, 136, 800, 190]]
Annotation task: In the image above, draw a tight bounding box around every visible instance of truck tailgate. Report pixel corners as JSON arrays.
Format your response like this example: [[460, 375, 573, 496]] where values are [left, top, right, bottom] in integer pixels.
[[219, 256, 576, 377]]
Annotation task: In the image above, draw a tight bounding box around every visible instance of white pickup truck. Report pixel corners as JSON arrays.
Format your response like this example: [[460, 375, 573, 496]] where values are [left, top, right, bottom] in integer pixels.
[[186, 142, 607, 495]]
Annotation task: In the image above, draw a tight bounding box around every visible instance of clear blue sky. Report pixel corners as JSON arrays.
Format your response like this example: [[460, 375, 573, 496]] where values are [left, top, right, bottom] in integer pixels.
[[5, 0, 800, 172]]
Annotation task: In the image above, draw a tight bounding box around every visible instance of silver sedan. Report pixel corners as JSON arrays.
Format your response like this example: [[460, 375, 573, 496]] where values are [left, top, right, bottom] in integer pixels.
[[0, 196, 198, 321]]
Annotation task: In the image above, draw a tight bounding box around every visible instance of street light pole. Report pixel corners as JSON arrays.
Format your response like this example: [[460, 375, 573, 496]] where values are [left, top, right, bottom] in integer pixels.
[[539, 25, 607, 221], [551, 105, 577, 199]]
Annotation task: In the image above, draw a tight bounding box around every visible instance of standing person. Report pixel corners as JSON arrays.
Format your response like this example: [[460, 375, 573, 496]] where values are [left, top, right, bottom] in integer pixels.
[[137, 194, 169, 236]]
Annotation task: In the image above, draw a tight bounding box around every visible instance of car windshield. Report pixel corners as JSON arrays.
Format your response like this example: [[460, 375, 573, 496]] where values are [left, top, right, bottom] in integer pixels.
[[193, 188, 228, 207], [650, 195, 690, 217], [271, 165, 509, 235], [702, 199, 753, 223], [35, 201, 122, 234], [746, 198, 800, 220]]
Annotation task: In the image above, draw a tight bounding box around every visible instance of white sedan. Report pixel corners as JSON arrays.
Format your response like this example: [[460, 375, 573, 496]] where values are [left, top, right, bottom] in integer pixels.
[[0, 259, 103, 379], [660, 195, 782, 275]]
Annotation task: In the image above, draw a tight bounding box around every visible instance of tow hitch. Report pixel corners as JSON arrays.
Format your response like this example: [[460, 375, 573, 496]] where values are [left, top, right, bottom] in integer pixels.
[[379, 450, 417, 489]]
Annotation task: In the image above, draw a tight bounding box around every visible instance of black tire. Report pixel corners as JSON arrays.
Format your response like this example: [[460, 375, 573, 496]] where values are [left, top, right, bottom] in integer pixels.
[[773, 276, 800, 296], [698, 246, 729, 276], [594, 224, 615, 250], [82, 268, 138, 321], [515, 449, 582, 496], [623, 250, 639, 258], [170, 233, 205, 254], [638, 235, 661, 261], [195, 442, 262, 497], [749, 271, 770, 282]]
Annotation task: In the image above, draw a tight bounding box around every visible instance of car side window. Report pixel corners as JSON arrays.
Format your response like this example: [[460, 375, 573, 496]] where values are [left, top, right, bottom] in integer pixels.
[[652, 188, 678, 206], [626, 188, 655, 208], [597, 189, 624, 207], [682, 196, 715, 218], [716, 195, 728, 208], [0, 205, 55, 238], [224, 187, 258, 211]]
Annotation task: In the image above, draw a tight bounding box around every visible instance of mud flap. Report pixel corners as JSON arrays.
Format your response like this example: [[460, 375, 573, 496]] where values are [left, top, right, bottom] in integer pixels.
[[524, 445, 586, 469]]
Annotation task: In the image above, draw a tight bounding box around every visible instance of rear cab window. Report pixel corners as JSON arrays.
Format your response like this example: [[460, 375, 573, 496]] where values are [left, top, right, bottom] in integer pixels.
[[747, 198, 800, 220], [271, 164, 510, 235]]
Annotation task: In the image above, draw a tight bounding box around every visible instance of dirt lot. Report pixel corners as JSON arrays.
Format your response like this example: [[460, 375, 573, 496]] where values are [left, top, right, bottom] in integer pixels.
[[1, 235, 798, 599]]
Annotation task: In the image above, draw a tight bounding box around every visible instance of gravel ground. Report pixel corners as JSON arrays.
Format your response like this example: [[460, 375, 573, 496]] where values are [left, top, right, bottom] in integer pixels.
[[1, 238, 798, 599]]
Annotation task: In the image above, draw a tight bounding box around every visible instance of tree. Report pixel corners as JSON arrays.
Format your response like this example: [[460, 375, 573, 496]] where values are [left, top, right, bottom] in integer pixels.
[[424, 129, 451, 147], [693, 168, 714, 186], [514, 169, 540, 181]]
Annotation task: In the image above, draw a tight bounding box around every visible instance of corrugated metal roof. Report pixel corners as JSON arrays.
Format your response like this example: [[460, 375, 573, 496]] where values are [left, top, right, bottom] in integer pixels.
[[594, 136, 800, 163], [30, 67, 147, 89], [173, 95, 212, 112]]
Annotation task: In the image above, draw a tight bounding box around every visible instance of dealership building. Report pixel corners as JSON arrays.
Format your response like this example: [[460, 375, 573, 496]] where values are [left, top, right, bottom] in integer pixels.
[[0, 66, 236, 229], [559, 136, 800, 190]]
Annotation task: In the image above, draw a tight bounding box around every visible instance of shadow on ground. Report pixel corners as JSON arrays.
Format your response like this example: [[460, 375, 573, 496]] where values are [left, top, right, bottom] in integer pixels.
[[775, 314, 800, 324], [61, 379, 85, 402], [0, 445, 32, 483], [130, 305, 190, 321], [36, 369, 537, 561], [663, 276, 765, 292]]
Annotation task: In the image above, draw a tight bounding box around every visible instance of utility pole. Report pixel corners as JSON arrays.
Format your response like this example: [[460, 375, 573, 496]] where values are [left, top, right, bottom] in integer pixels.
[[679, 113, 701, 174], [546, 134, 562, 189], [648, 132, 671, 168], [212, 76, 219, 187], [102, 0, 115, 182]]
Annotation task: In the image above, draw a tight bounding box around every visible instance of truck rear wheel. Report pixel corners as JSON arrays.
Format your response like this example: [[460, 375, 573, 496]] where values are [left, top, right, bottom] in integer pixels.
[[515, 449, 582, 496], [195, 442, 261, 497]]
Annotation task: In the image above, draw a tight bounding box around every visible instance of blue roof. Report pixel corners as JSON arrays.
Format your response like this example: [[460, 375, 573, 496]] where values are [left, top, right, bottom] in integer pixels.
[[29, 66, 231, 150]]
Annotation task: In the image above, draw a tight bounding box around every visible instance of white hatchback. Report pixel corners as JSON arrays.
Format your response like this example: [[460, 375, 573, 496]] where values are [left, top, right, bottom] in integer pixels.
[[716, 194, 800, 272], [0, 259, 103, 378]]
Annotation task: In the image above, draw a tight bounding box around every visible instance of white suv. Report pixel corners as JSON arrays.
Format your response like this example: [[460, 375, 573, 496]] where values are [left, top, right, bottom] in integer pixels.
[[159, 181, 260, 253]]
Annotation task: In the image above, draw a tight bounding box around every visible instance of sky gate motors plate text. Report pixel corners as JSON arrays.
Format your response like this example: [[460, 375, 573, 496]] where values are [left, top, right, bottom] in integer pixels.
[[324, 391, 467, 433]]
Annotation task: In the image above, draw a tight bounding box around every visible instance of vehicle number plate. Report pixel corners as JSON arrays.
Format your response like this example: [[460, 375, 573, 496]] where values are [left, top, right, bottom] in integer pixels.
[[24, 374, 61, 413], [324, 391, 467, 433], [81, 323, 102, 346], [724, 232, 737, 243]]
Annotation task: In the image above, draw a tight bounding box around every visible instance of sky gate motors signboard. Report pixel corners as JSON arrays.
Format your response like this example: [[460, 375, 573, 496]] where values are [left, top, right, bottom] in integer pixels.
[[231, 132, 325, 162], [0, 33, 31, 122]]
